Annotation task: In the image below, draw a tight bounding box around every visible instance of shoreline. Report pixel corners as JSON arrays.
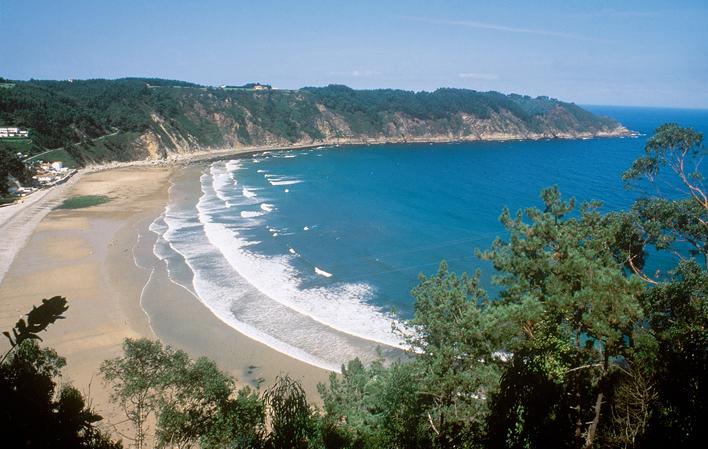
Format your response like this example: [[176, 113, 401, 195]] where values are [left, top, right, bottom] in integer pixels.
[[0, 164, 332, 439], [138, 166, 334, 391], [0, 130, 638, 425], [151, 126, 637, 167], [0, 127, 635, 226], [0, 166, 173, 436], [1, 129, 636, 281], [153, 165, 406, 374]]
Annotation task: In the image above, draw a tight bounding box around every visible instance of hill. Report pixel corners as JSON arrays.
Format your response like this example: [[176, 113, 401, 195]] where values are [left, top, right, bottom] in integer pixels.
[[0, 78, 629, 164]]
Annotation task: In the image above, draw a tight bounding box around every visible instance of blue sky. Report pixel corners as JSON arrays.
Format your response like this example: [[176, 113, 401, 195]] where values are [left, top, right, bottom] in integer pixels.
[[1, 0, 706, 108]]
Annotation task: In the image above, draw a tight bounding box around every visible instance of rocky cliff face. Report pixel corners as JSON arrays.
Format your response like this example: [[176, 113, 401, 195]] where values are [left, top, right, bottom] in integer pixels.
[[125, 92, 629, 160]]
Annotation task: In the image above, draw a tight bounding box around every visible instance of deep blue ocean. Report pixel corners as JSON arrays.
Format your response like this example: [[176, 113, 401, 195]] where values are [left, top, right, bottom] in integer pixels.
[[150, 106, 708, 370]]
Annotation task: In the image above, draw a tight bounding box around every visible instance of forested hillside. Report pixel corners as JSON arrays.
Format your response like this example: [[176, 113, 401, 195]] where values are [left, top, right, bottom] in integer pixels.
[[0, 78, 628, 164]]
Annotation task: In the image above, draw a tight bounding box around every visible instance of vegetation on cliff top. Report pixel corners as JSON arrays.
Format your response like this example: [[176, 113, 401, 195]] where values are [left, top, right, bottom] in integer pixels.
[[0, 78, 624, 165]]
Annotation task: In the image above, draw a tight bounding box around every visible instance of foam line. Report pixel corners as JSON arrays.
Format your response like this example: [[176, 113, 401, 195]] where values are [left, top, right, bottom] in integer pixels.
[[196, 172, 405, 349], [148, 161, 409, 373], [242, 187, 257, 198], [315, 267, 333, 277], [269, 179, 302, 186], [241, 211, 265, 218]]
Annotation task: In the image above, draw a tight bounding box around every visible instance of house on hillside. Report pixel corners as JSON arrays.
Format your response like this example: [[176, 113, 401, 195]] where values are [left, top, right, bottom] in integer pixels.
[[0, 127, 29, 138], [221, 82, 272, 91], [31, 161, 72, 187]]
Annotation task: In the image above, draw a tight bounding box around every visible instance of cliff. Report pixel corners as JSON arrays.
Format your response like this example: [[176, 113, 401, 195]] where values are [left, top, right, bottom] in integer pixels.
[[0, 78, 630, 164]]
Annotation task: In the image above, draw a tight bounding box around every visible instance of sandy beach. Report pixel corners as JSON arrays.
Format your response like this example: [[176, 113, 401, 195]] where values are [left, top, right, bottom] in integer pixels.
[[0, 163, 330, 436]]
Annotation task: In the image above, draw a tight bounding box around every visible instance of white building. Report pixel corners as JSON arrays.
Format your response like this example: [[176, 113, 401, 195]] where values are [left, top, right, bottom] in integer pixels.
[[0, 127, 29, 138]]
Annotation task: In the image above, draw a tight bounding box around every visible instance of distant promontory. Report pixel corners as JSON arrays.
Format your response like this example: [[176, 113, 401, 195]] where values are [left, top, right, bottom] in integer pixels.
[[0, 77, 630, 165]]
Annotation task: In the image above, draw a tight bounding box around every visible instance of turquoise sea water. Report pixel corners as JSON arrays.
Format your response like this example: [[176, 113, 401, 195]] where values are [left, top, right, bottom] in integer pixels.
[[150, 106, 708, 370]]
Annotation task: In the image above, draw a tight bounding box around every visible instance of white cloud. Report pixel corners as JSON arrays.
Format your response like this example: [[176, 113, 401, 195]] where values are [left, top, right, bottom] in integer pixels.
[[565, 8, 662, 19], [350, 70, 379, 77], [458, 72, 498, 80], [329, 69, 380, 78], [403, 16, 602, 42]]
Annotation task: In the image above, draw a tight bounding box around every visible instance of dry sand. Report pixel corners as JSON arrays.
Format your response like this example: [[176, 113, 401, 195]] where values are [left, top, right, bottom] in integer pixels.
[[0, 172, 84, 284], [0, 164, 331, 438]]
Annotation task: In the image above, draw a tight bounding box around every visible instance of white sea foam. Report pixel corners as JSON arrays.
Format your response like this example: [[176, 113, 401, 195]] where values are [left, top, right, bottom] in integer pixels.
[[210, 165, 233, 205], [200, 221, 403, 348], [154, 209, 345, 371], [241, 210, 265, 218], [257, 169, 267, 173], [195, 173, 404, 349], [260, 203, 274, 212], [226, 159, 241, 169], [149, 162, 409, 373], [242, 187, 257, 198], [269, 179, 302, 186], [284, 189, 290, 193], [303, 226, 309, 231], [315, 267, 333, 277], [267, 226, 283, 237]]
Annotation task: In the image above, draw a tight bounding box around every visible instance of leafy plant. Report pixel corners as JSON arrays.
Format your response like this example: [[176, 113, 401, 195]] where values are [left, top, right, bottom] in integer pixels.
[[1, 297, 121, 448], [2, 295, 68, 363]]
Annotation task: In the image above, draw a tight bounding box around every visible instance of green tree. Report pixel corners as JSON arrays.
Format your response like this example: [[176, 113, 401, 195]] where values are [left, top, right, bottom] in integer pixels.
[[405, 263, 502, 448], [319, 357, 428, 449], [318, 264, 503, 449], [481, 187, 644, 449], [157, 356, 265, 449], [623, 123, 707, 272], [199, 386, 265, 449], [1, 297, 121, 448], [0, 143, 33, 195], [100, 339, 174, 449], [265, 375, 320, 449], [100, 338, 265, 449], [621, 124, 708, 447]]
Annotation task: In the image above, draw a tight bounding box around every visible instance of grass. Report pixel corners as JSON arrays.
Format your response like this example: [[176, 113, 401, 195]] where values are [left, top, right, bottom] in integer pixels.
[[56, 195, 110, 209], [79, 131, 141, 161], [0, 138, 34, 156], [24, 148, 79, 167]]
